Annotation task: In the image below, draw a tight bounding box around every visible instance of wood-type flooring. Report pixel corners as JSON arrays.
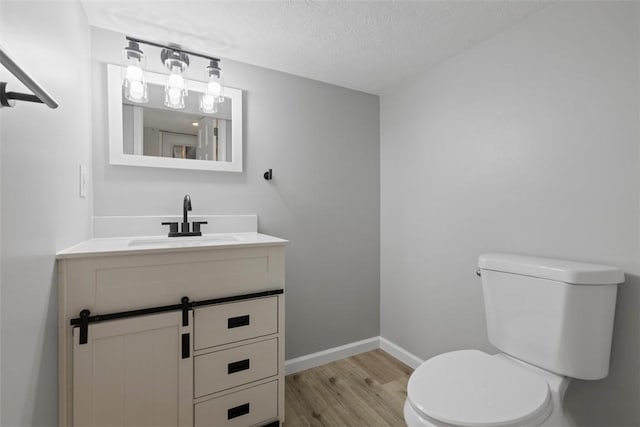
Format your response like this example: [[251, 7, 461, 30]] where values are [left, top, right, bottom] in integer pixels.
[[284, 349, 413, 426]]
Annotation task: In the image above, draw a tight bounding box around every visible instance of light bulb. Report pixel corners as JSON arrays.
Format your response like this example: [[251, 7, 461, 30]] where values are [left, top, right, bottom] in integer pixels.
[[164, 65, 187, 109], [122, 41, 148, 103], [128, 80, 145, 100], [199, 60, 223, 114], [125, 66, 145, 101], [168, 87, 183, 107], [207, 81, 221, 98], [199, 93, 217, 114], [200, 59, 224, 114], [168, 72, 184, 88]]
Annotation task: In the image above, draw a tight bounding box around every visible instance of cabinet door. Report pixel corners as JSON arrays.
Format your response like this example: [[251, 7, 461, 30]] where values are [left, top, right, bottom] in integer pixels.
[[73, 311, 193, 427]]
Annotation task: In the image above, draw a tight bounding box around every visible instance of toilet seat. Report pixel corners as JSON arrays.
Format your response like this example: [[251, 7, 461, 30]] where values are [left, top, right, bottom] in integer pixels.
[[407, 350, 552, 427]]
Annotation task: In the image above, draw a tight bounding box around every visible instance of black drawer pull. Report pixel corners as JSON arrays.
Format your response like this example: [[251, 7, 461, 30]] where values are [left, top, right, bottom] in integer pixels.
[[227, 403, 250, 420], [228, 358, 250, 374], [228, 314, 250, 329]]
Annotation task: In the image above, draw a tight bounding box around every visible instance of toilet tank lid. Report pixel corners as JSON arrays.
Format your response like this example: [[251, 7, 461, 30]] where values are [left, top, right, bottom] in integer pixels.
[[478, 253, 624, 285]]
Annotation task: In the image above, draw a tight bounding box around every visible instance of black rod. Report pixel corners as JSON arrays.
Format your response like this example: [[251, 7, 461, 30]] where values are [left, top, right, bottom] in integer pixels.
[[6, 92, 43, 104], [0, 45, 58, 108], [70, 289, 284, 327], [126, 36, 220, 63], [70, 301, 186, 326]]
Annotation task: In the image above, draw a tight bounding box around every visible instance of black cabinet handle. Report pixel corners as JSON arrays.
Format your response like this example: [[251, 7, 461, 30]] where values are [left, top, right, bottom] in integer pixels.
[[181, 333, 190, 359], [228, 314, 250, 329], [227, 403, 250, 420], [79, 309, 90, 345], [228, 358, 250, 374]]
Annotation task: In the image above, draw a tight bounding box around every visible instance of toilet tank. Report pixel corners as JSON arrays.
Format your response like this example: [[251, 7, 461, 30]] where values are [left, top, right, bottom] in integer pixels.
[[478, 253, 624, 380]]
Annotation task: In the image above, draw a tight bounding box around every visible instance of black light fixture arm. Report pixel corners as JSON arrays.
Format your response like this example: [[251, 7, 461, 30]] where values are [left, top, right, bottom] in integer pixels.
[[126, 36, 220, 63], [0, 45, 58, 109]]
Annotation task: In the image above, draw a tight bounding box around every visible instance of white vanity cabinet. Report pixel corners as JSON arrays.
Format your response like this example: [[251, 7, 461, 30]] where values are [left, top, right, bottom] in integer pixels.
[[73, 311, 194, 427], [57, 237, 286, 427]]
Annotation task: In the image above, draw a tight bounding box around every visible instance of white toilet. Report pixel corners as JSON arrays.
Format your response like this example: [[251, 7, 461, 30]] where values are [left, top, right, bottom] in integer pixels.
[[404, 253, 625, 427]]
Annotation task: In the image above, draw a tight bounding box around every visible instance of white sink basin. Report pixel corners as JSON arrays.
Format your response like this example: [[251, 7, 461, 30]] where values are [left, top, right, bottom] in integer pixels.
[[128, 234, 239, 247], [56, 231, 288, 259]]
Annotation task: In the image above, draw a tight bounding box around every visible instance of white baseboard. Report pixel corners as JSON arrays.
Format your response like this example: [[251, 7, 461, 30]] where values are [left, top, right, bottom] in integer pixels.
[[284, 336, 424, 375], [379, 337, 424, 369], [285, 337, 380, 375]]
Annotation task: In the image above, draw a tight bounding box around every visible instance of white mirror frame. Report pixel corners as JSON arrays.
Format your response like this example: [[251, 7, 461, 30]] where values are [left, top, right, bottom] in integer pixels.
[[107, 63, 243, 172]]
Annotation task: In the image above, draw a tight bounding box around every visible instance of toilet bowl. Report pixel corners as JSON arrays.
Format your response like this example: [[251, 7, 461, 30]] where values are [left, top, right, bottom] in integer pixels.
[[403, 253, 624, 427], [404, 350, 570, 427]]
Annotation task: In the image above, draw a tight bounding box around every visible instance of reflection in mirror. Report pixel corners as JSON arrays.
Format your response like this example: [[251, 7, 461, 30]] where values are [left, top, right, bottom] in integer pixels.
[[107, 64, 243, 172], [122, 82, 232, 162]]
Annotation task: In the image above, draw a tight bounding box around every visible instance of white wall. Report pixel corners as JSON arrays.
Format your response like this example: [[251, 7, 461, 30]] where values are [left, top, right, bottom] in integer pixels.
[[90, 27, 380, 359], [0, 2, 93, 426], [380, 2, 639, 425]]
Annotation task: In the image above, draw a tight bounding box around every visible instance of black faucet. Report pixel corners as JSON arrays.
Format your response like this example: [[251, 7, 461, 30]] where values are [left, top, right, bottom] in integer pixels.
[[161, 194, 208, 237], [182, 194, 192, 233]]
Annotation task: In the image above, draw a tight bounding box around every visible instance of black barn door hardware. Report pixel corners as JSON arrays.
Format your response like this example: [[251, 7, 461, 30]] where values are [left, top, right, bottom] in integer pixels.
[[181, 296, 190, 326], [70, 289, 284, 345]]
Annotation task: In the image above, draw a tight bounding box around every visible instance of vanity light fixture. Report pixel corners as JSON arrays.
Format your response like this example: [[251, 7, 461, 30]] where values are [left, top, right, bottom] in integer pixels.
[[199, 59, 223, 114], [161, 47, 189, 109], [121, 36, 223, 112], [122, 40, 147, 103]]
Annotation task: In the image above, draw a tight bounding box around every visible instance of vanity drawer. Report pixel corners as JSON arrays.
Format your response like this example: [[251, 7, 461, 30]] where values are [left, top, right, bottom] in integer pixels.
[[194, 297, 278, 349], [194, 338, 278, 398], [194, 380, 278, 427]]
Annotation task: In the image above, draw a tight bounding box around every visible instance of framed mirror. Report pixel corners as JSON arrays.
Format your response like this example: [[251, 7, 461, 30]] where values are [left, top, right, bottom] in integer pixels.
[[107, 64, 243, 172]]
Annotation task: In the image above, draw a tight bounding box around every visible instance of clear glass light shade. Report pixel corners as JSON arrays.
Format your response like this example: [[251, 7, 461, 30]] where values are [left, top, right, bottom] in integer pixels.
[[199, 77, 223, 114], [164, 66, 187, 109], [199, 93, 218, 114], [214, 70, 225, 103], [201, 61, 224, 111], [207, 80, 222, 98], [122, 46, 147, 103], [123, 66, 147, 102]]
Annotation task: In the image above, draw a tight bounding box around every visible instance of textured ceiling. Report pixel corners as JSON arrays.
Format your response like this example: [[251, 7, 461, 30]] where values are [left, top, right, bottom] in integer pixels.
[[81, 1, 549, 94]]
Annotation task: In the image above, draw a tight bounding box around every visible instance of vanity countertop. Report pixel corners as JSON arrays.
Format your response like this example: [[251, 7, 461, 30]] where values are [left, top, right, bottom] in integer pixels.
[[57, 232, 288, 259]]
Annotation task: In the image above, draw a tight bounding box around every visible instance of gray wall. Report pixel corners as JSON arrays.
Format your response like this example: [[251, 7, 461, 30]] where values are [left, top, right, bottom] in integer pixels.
[[91, 27, 380, 359], [0, 2, 93, 426], [380, 2, 639, 426]]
